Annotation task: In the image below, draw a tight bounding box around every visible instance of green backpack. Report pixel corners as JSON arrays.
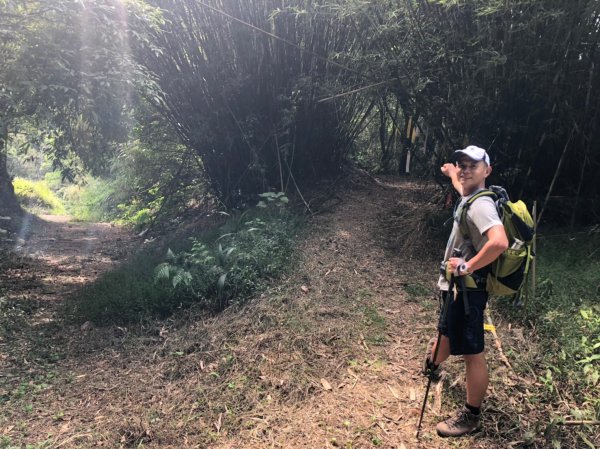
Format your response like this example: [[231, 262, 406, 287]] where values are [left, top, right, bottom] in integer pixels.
[[458, 186, 535, 304]]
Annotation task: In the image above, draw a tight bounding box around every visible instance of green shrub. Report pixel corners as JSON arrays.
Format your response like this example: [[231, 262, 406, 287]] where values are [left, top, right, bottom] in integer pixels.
[[116, 199, 162, 230], [12, 177, 66, 214], [43, 171, 63, 190]]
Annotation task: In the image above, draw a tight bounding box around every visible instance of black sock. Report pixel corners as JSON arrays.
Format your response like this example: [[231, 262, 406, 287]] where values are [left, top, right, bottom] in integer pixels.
[[465, 403, 481, 415]]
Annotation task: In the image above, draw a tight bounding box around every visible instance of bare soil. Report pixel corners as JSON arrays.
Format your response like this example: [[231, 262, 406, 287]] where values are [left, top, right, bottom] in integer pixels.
[[0, 176, 591, 449]]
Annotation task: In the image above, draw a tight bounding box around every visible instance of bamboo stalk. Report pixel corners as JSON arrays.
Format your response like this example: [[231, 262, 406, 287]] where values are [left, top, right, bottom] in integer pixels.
[[273, 130, 284, 193], [317, 80, 394, 103], [531, 201, 537, 302], [537, 131, 573, 226]]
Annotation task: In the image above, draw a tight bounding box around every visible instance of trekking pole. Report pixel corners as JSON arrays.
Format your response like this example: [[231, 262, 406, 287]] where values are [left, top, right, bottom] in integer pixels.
[[416, 271, 455, 440], [416, 248, 464, 439]]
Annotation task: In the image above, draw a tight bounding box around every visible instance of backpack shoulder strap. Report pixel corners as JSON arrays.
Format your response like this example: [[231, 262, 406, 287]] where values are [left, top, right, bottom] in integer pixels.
[[458, 189, 498, 238]]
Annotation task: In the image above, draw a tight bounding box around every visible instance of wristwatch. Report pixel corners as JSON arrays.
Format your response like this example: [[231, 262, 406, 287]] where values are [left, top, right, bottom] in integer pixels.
[[458, 263, 471, 275]]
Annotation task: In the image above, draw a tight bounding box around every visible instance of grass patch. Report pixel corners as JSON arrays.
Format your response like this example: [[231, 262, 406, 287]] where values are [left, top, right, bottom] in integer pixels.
[[70, 201, 302, 324], [12, 177, 66, 215], [404, 282, 429, 299], [362, 305, 387, 346], [62, 176, 162, 228], [68, 249, 175, 324], [61, 177, 118, 222]]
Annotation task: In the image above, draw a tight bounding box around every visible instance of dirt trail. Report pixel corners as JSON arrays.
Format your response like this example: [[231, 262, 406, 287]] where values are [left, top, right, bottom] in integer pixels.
[[1, 214, 132, 331], [214, 176, 470, 449], [17, 213, 128, 264], [0, 214, 134, 421], [0, 178, 539, 448]]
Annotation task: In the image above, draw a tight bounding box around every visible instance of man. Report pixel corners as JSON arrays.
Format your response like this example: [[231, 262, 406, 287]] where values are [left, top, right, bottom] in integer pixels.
[[424, 145, 508, 437]]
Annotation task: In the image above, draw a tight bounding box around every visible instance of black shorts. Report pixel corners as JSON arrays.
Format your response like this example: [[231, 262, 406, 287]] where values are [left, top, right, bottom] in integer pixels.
[[438, 289, 488, 356]]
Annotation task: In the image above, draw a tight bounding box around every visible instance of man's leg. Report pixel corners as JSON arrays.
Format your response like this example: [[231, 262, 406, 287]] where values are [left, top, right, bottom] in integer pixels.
[[424, 290, 453, 376], [430, 335, 450, 365], [435, 354, 486, 437], [423, 333, 451, 381], [436, 291, 487, 437], [464, 352, 488, 407]]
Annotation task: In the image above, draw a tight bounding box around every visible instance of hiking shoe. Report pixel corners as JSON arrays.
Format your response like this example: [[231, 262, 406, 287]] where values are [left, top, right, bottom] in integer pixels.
[[422, 337, 442, 382], [436, 406, 481, 437]]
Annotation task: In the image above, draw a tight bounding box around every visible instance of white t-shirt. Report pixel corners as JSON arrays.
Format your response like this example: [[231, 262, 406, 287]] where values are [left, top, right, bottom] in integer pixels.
[[437, 190, 503, 291]]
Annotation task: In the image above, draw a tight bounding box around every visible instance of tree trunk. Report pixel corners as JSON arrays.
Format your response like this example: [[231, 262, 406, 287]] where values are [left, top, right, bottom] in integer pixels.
[[0, 122, 19, 214], [378, 101, 389, 171]]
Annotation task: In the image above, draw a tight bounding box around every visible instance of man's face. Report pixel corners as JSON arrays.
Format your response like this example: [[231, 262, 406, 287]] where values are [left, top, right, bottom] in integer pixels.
[[456, 156, 490, 192]]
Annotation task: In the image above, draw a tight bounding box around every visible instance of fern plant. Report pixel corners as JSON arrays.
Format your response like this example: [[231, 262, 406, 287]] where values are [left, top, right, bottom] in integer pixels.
[[154, 248, 194, 289], [154, 192, 297, 310]]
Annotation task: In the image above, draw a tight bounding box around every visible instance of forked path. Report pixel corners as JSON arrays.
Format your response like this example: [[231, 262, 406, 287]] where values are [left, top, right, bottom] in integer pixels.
[[0, 179, 532, 448]]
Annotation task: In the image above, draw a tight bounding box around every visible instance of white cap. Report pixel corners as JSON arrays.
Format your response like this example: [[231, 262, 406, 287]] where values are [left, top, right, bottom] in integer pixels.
[[453, 145, 490, 165]]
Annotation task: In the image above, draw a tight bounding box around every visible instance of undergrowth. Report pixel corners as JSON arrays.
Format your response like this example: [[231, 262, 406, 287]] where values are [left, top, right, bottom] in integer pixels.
[[61, 177, 119, 223], [69, 193, 301, 324], [495, 228, 599, 445], [12, 177, 66, 215], [62, 176, 163, 228]]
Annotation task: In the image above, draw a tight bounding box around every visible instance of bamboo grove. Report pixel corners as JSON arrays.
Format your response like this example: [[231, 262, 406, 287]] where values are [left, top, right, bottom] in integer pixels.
[[130, 0, 373, 205], [337, 0, 600, 225], [1, 0, 599, 224]]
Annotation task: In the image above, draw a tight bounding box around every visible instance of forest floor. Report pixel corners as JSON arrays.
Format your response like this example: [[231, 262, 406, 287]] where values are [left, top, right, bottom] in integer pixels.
[[0, 175, 590, 449]]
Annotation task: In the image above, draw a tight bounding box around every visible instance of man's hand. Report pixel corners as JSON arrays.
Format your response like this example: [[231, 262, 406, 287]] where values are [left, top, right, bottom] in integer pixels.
[[447, 257, 467, 274], [441, 163, 459, 178], [441, 163, 463, 196]]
